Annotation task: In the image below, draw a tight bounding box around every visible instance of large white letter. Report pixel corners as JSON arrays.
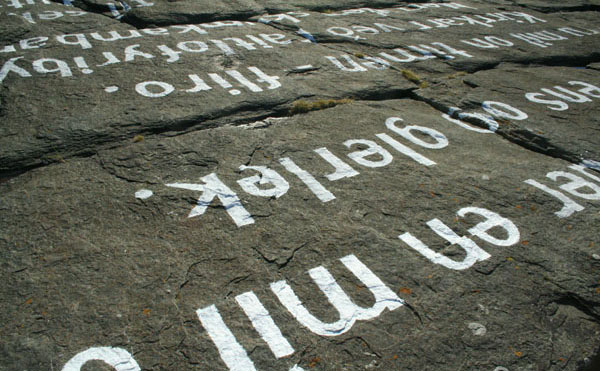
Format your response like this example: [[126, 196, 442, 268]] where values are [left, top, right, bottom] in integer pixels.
[[458, 207, 520, 246], [344, 139, 393, 168], [270, 255, 403, 336], [399, 219, 491, 270], [166, 173, 254, 227], [196, 305, 257, 371], [237, 165, 289, 198], [62, 347, 140, 371]]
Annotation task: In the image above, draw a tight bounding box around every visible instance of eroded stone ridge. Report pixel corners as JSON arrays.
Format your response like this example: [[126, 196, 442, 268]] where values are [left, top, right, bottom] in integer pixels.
[[1, 1, 599, 370]]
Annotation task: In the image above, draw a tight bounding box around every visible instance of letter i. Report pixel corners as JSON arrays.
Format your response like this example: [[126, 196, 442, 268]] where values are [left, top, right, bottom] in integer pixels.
[[73, 57, 93, 74]]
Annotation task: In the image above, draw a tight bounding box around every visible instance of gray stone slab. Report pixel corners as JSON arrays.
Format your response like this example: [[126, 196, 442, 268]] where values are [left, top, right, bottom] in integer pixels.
[[414, 64, 600, 168], [3, 1, 600, 175], [0, 16, 413, 173], [2, 1, 600, 370], [1, 99, 599, 370]]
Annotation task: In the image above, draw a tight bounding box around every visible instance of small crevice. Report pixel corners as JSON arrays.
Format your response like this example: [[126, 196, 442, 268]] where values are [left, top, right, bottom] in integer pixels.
[[403, 301, 424, 326], [555, 293, 600, 323], [579, 346, 600, 371], [518, 5, 600, 14], [408, 90, 587, 167]]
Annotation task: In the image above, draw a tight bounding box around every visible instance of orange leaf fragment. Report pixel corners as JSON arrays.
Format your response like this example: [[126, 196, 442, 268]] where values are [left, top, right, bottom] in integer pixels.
[[514, 351, 523, 357], [515, 205, 522, 209], [308, 357, 321, 368], [521, 240, 529, 246], [142, 308, 152, 316], [399, 287, 412, 295], [25, 298, 33, 305]]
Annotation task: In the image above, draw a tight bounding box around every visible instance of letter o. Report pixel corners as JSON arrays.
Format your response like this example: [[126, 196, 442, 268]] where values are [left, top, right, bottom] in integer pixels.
[[386, 117, 448, 149], [327, 27, 356, 39], [135, 81, 174, 98], [482, 101, 528, 120], [177, 41, 208, 53], [62, 347, 140, 371]]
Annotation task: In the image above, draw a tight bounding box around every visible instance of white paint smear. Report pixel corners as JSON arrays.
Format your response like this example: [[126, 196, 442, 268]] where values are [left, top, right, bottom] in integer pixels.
[[468, 322, 487, 336], [135, 189, 153, 199]]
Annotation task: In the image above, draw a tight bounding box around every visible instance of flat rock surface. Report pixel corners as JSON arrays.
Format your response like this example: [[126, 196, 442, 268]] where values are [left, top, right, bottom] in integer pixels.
[[1, 1, 599, 371]]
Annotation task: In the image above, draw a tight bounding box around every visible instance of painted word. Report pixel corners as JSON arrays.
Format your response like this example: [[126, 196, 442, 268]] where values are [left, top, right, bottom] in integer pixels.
[[525, 165, 600, 218], [326, 42, 473, 72], [460, 26, 599, 53], [510, 27, 599, 48], [0, 34, 292, 83], [0, 0, 151, 8], [442, 101, 529, 133], [3, 9, 87, 23], [166, 116, 450, 227], [395, 2, 477, 12], [325, 11, 547, 41], [63, 209, 517, 371], [0, 21, 257, 54], [135, 66, 280, 98], [407, 11, 545, 31], [525, 80, 600, 111], [400, 207, 520, 270]]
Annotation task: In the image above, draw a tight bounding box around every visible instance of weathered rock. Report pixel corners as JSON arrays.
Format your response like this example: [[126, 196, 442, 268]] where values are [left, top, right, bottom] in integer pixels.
[[1, 1, 599, 370], [414, 64, 600, 167]]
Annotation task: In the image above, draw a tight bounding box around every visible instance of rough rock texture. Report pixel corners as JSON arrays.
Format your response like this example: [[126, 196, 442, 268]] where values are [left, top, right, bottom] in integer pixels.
[[1, 1, 599, 371]]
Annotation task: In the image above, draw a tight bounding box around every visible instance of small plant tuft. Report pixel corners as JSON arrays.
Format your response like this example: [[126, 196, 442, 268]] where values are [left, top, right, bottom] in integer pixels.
[[401, 69, 422, 84], [133, 135, 145, 143], [290, 98, 353, 114]]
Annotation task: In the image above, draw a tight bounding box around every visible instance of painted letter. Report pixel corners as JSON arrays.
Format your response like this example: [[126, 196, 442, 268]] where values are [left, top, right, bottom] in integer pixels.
[[482, 101, 528, 120], [314, 147, 359, 181], [524, 92, 569, 111], [237, 165, 289, 198], [399, 219, 491, 270], [196, 305, 257, 371], [279, 157, 335, 202], [385, 117, 449, 149], [33, 58, 72, 77], [61, 347, 140, 371], [56, 33, 92, 49], [547, 171, 600, 200], [166, 173, 255, 227], [457, 207, 520, 246], [270, 255, 403, 336], [524, 179, 584, 217], [0, 57, 31, 82], [235, 292, 294, 358]]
